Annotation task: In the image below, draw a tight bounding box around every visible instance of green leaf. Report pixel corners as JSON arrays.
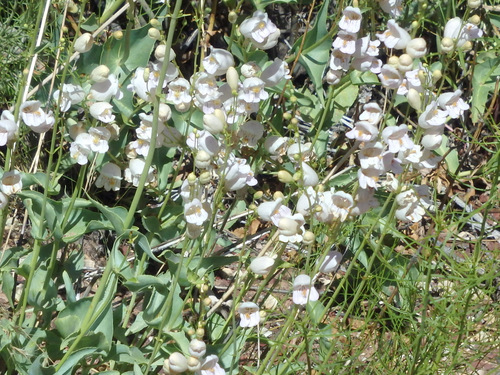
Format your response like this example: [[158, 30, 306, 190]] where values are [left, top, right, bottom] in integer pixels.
[[88, 197, 127, 235], [471, 53, 500, 122]]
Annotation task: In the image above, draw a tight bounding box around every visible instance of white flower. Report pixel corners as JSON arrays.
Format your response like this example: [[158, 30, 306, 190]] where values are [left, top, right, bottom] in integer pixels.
[[339, 6, 362, 33], [238, 120, 264, 148], [74, 33, 93, 53], [241, 77, 268, 103], [293, 275, 319, 305], [325, 69, 343, 85], [250, 256, 275, 275], [124, 158, 155, 187], [351, 187, 379, 215], [53, 83, 85, 112], [70, 133, 93, 165], [238, 302, 260, 328], [166, 78, 192, 107], [186, 130, 220, 157], [357, 167, 381, 189], [199, 355, 225, 375], [192, 72, 220, 101], [351, 56, 382, 74], [95, 163, 121, 191], [378, 64, 403, 89], [264, 136, 288, 159], [377, 19, 411, 49], [1, 170, 22, 195], [287, 142, 313, 163], [319, 250, 343, 273], [359, 102, 383, 125], [379, 0, 403, 18], [261, 58, 291, 86], [0, 191, 7, 209], [329, 191, 354, 222], [418, 101, 448, 129], [332, 31, 358, 55], [20, 100, 55, 133], [382, 125, 415, 153], [278, 213, 305, 243], [240, 10, 280, 50], [202, 48, 234, 76], [89, 102, 115, 123], [437, 89, 469, 119], [0, 111, 18, 146], [444, 17, 484, 48], [421, 126, 444, 150], [184, 198, 211, 226], [88, 127, 111, 153], [203, 111, 226, 134], [329, 49, 351, 71], [224, 157, 258, 191], [300, 162, 319, 187], [354, 36, 380, 58], [257, 198, 288, 222], [90, 73, 122, 102], [345, 121, 378, 142]]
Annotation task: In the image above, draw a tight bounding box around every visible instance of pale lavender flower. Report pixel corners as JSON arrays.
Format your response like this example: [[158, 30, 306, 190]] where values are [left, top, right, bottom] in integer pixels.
[[293, 275, 319, 305]]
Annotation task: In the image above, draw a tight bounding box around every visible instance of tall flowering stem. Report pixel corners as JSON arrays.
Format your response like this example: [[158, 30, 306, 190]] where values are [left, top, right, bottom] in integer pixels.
[[123, 0, 182, 230]]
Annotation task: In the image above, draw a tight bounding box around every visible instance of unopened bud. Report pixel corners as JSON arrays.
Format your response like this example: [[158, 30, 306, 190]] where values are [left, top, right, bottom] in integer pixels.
[[199, 171, 212, 185], [228, 11, 238, 23], [432, 69, 442, 83], [150, 18, 161, 28], [407, 88, 422, 111], [253, 190, 263, 200], [226, 66, 239, 92], [303, 231, 315, 245], [273, 191, 284, 200], [467, 0, 481, 9], [187, 172, 197, 185], [397, 54, 413, 72], [387, 55, 399, 68], [440, 37, 455, 53], [468, 15, 481, 25], [74, 33, 93, 53], [90, 65, 110, 83], [460, 40, 473, 52], [277, 170, 294, 183], [195, 327, 205, 339], [113, 30, 123, 40], [148, 27, 161, 40]]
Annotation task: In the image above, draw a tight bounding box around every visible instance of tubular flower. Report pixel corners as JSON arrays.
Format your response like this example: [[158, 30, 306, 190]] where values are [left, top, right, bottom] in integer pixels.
[[293, 275, 319, 305], [240, 10, 280, 50], [377, 19, 411, 49], [238, 302, 260, 328], [95, 163, 122, 191], [339, 6, 362, 33]]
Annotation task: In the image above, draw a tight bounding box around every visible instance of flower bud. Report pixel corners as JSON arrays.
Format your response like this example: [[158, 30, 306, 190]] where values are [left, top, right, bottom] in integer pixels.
[[467, 0, 481, 9], [148, 27, 161, 40], [228, 11, 238, 23], [406, 38, 427, 58], [187, 172, 197, 185], [253, 190, 263, 200], [273, 191, 284, 200], [277, 170, 293, 183], [158, 103, 172, 122], [168, 352, 188, 373], [303, 231, 315, 245], [407, 88, 422, 111], [74, 33, 93, 53], [460, 40, 473, 52], [468, 15, 481, 25], [432, 69, 442, 84], [150, 18, 161, 28], [440, 37, 455, 53], [90, 65, 110, 83], [226, 66, 239, 92], [199, 171, 212, 185], [113, 30, 123, 40], [387, 55, 399, 68], [187, 356, 201, 372], [397, 54, 413, 72], [250, 256, 275, 275], [189, 339, 207, 358], [203, 113, 225, 134], [319, 250, 342, 273]]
